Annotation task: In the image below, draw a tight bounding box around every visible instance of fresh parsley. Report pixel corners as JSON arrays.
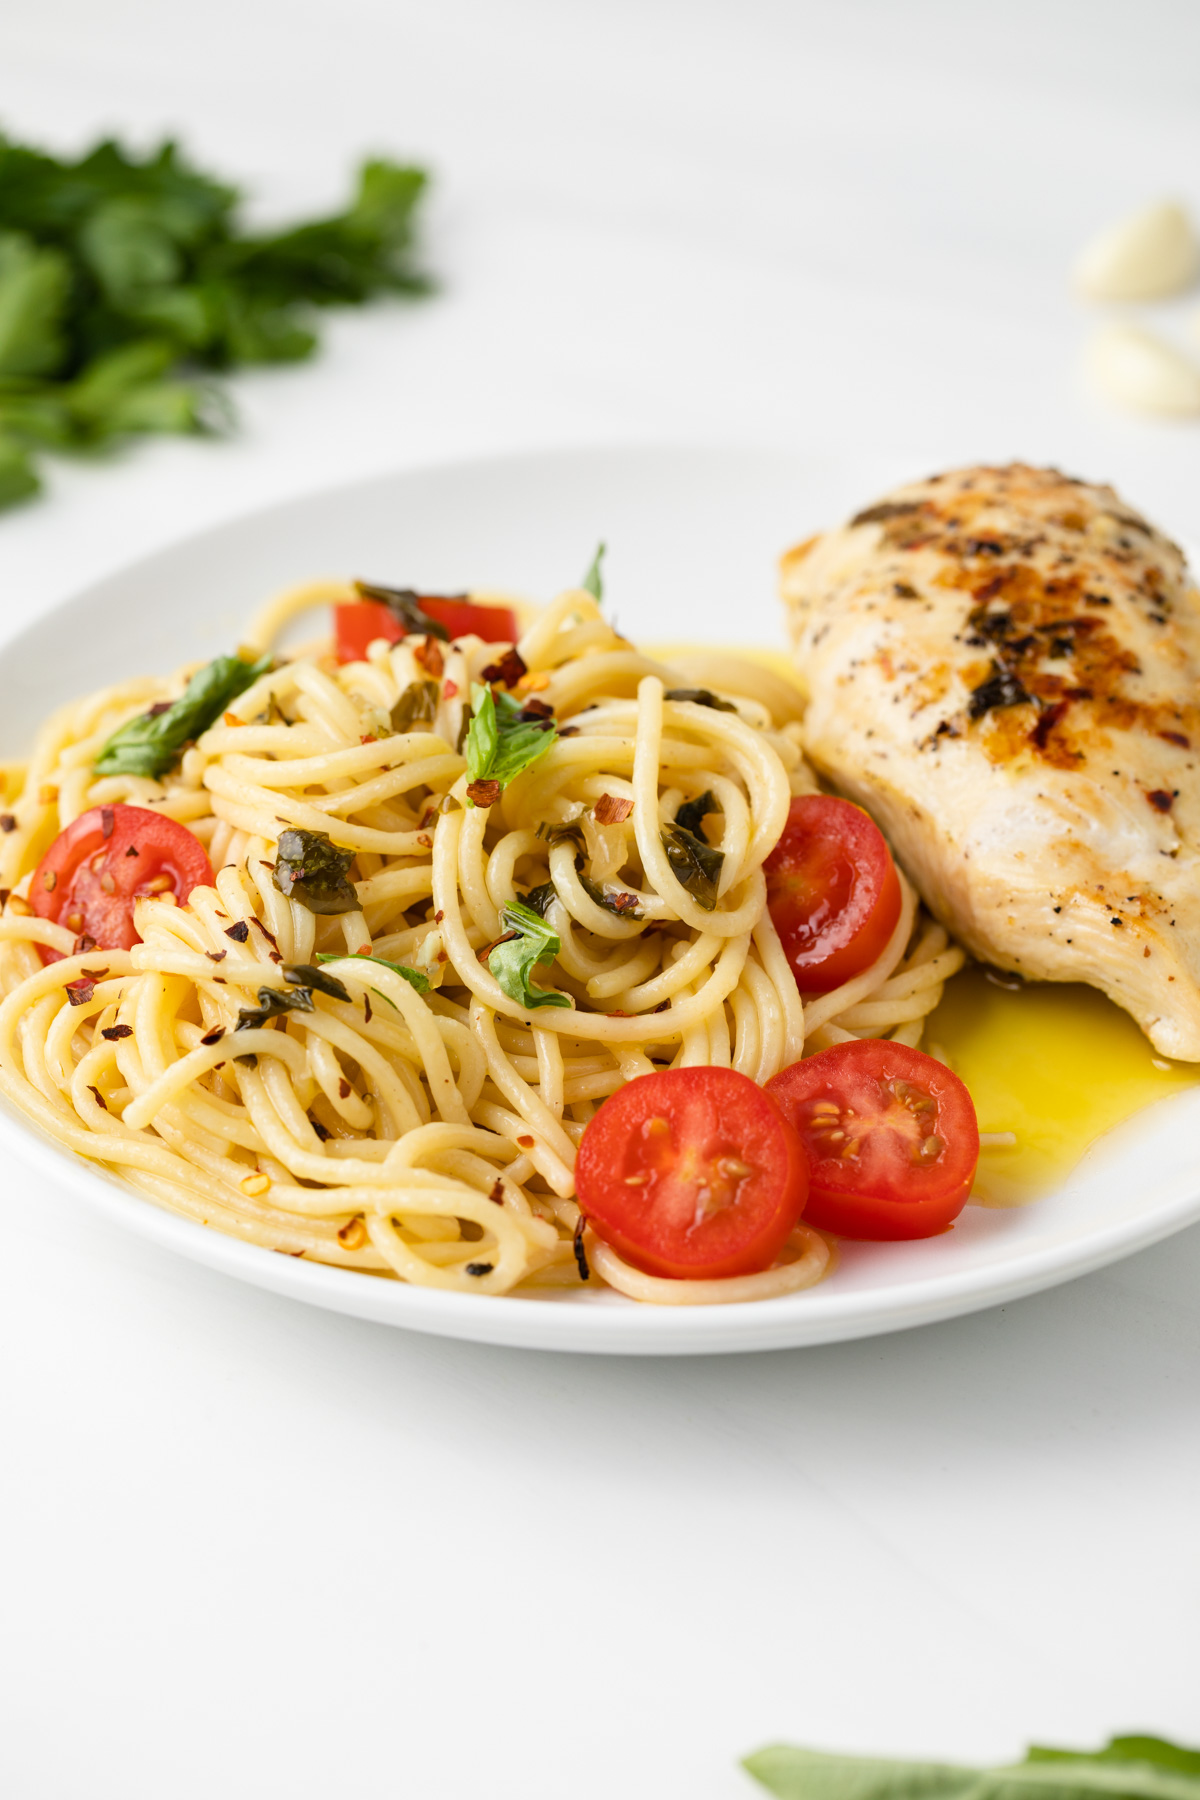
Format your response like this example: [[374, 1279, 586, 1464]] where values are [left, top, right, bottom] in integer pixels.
[[94, 650, 271, 777], [0, 133, 429, 508], [465, 682, 557, 800], [581, 542, 605, 602], [486, 900, 571, 1010], [316, 951, 430, 995], [743, 1739, 1200, 1800]]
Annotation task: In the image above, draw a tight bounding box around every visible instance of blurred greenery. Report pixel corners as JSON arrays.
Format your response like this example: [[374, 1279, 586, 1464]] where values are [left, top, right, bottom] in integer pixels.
[[0, 133, 431, 508]]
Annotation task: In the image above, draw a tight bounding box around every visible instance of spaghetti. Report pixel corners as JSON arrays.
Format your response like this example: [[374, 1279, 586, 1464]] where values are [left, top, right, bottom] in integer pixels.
[[0, 580, 965, 1302]]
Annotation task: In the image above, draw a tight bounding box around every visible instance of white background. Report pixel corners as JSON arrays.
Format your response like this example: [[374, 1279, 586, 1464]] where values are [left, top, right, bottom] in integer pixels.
[[3, 3, 1200, 1795]]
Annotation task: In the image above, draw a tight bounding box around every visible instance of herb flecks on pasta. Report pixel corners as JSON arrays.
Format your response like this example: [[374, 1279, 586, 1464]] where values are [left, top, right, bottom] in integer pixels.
[[0, 577, 964, 1302]]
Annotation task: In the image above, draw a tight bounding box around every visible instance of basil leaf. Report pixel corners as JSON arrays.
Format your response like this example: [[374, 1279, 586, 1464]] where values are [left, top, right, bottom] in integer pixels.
[[95, 650, 271, 777], [579, 872, 643, 920], [391, 678, 439, 732], [742, 1744, 1200, 1800], [272, 829, 358, 915], [235, 984, 314, 1030], [487, 900, 571, 1010], [465, 682, 557, 798], [661, 821, 724, 910], [520, 881, 558, 918], [674, 788, 718, 837], [663, 686, 737, 713], [581, 541, 605, 602], [355, 581, 449, 641], [316, 951, 430, 995], [280, 962, 351, 1003]]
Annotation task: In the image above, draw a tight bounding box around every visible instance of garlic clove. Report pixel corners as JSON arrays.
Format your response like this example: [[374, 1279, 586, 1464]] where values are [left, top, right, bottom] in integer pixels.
[[1074, 200, 1200, 301], [1088, 321, 1200, 416]]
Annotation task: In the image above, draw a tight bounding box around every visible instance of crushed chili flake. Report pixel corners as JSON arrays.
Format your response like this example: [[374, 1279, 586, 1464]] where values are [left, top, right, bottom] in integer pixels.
[[338, 1077, 352, 1099], [517, 1134, 535, 1149], [1147, 789, 1174, 812], [442, 679, 459, 700], [200, 1027, 225, 1046], [466, 778, 502, 808], [465, 1261, 494, 1277], [72, 933, 97, 955], [86, 1084, 108, 1111], [0, 814, 15, 833], [593, 793, 634, 825], [80, 966, 109, 979], [360, 734, 378, 745], [205, 949, 227, 962], [101, 1024, 133, 1040], [489, 1178, 505, 1205], [481, 647, 527, 688], [67, 981, 95, 1006], [363, 993, 372, 1024], [573, 1212, 590, 1282], [224, 921, 250, 943], [414, 637, 445, 678]]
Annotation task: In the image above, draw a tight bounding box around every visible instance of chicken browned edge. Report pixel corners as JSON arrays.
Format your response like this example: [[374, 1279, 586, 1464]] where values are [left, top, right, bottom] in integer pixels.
[[781, 462, 1200, 1060]]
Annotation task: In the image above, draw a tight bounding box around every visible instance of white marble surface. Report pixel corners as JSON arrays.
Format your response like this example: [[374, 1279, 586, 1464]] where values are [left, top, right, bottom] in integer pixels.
[[2, 4, 1199, 1795]]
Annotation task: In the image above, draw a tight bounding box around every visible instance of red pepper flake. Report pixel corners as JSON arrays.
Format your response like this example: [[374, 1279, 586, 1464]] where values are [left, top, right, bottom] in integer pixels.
[[1159, 729, 1190, 749], [1147, 789, 1174, 812], [200, 1027, 226, 1046], [466, 778, 502, 808], [558, 726, 580, 738], [224, 921, 250, 943], [205, 950, 227, 963], [338, 1077, 351, 1099], [67, 981, 96, 1007], [481, 647, 527, 688], [81, 967, 109, 979], [489, 1178, 505, 1205], [417, 832, 432, 849], [100, 806, 115, 839], [414, 637, 445, 678], [593, 793, 634, 825], [73, 933, 97, 956], [86, 1084, 108, 1111], [251, 916, 280, 950], [363, 993, 372, 1024], [434, 910, 445, 924], [101, 1024, 133, 1040], [573, 1211, 590, 1282], [442, 679, 458, 700], [0, 814, 15, 833], [360, 734, 378, 745], [517, 1134, 535, 1149]]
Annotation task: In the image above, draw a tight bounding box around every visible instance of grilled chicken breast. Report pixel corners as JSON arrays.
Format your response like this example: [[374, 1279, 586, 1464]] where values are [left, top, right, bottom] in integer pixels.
[[782, 463, 1200, 1059]]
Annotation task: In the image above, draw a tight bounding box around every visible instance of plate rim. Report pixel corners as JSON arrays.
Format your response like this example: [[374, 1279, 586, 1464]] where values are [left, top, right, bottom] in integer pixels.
[[3, 441, 1198, 1354]]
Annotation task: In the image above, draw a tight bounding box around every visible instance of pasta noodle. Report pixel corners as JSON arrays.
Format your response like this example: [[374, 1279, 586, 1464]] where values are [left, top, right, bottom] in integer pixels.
[[0, 579, 966, 1303]]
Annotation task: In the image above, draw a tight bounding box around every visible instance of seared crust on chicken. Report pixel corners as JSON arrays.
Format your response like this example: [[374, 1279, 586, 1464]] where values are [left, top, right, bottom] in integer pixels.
[[782, 462, 1200, 1059]]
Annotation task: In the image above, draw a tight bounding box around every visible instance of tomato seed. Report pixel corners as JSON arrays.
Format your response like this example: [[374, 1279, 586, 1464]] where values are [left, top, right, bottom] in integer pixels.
[[42, 870, 56, 891], [99, 873, 116, 895]]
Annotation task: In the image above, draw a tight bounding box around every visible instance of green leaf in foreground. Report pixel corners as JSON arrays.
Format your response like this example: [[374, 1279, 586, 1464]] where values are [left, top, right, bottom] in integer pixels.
[[316, 951, 430, 996], [581, 541, 605, 602], [465, 682, 557, 799], [487, 900, 571, 1010], [94, 649, 271, 777], [0, 132, 431, 510], [742, 1741, 1200, 1800]]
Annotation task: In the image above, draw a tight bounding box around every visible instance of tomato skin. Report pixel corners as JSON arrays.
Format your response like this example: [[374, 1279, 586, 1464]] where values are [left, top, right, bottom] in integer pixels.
[[764, 795, 903, 996], [334, 596, 519, 664], [766, 1039, 979, 1240], [31, 804, 214, 963], [575, 1066, 809, 1280]]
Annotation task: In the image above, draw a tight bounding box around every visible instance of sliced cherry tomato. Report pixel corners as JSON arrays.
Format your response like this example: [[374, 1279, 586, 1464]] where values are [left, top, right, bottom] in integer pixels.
[[766, 1039, 979, 1239], [334, 596, 519, 664], [575, 1066, 809, 1279], [764, 794, 902, 996], [31, 804, 214, 963]]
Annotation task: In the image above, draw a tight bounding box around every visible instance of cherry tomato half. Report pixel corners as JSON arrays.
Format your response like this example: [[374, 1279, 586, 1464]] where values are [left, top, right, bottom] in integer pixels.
[[575, 1066, 809, 1280], [766, 1039, 979, 1239], [31, 804, 215, 963], [334, 596, 519, 664], [764, 794, 902, 996]]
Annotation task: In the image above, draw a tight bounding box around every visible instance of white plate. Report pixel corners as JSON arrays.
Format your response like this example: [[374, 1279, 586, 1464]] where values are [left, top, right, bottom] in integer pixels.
[[3, 445, 1200, 1355]]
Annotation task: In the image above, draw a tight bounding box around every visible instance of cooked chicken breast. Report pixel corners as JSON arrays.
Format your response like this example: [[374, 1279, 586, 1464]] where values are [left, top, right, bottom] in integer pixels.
[[782, 462, 1200, 1059]]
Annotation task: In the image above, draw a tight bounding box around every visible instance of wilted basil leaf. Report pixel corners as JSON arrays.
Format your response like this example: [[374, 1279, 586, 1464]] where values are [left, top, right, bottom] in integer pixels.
[[465, 682, 557, 799], [281, 962, 351, 1003], [273, 829, 358, 914], [674, 789, 719, 837], [355, 581, 448, 641], [579, 873, 643, 920], [391, 678, 440, 732], [235, 984, 314, 1030], [94, 650, 272, 777], [663, 686, 737, 713], [521, 881, 558, 918], [661, 821, 724, 910], [487, 900, 571, 1009]]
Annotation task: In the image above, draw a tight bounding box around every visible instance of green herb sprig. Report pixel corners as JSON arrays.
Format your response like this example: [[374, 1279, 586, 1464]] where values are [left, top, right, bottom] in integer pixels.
[[465, 682, 557, 800], [744, 1739, 1200, 1800], [94, 650, 271, 777], [0, 133, 429, 507], [316, 950, 430, 996], [486, 900, 571, 1010], [581, 542, 605, 602]]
